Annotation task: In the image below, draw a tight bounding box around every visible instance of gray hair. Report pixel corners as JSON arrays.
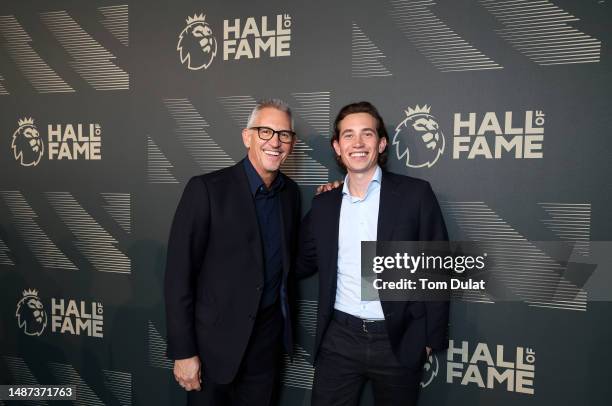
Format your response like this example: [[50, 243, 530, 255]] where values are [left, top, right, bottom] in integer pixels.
[[246, 98, 294, 130]]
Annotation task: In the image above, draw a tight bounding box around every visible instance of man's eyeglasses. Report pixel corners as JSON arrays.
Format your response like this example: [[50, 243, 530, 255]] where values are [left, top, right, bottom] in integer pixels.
[[249, 126, 296, 144]]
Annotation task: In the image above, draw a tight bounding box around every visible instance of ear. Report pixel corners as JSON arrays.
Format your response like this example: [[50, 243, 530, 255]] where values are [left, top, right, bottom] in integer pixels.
[[287, 137, 296, 155], [332, 139, 341, 157], [242, 128, 251, 149], [378, 136, 387, 153]]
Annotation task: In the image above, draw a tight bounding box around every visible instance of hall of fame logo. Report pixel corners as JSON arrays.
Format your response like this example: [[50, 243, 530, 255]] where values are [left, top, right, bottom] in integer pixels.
[[420, 340, 536, 395], [177, 11, 292, 69], [9, 117, 103, 166], [11, 118, 44, 167], [15, 288, 104, 338], [393, 105, 445, 168], [177, 13, 218, 70], [16, 289, 48, 336]]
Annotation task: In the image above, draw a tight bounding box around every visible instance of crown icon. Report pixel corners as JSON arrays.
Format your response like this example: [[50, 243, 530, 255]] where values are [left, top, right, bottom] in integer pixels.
[[22, 288, 39, 297], [186, 13, 207, 25], [405, 105, 431, 117], [17, 117, 35, 127]]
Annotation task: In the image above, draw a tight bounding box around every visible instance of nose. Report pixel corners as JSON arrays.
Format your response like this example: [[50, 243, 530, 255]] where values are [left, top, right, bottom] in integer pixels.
[[354, 134, 365, 147], [267, 132, 281, 147]]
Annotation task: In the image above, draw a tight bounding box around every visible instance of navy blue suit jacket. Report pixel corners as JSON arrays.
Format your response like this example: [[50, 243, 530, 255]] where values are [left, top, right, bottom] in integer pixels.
[[296, 171, 449, 369], [164, 162, 300, 383]]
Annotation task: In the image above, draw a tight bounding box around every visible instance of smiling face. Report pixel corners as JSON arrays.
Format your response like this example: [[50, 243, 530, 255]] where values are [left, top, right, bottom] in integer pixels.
[[333, 112, 387, 176], [242, 107, 294, 183]]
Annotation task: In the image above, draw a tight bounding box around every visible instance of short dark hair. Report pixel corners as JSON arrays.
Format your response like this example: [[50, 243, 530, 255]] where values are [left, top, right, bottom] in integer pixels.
[[331, 101, 389, 169]]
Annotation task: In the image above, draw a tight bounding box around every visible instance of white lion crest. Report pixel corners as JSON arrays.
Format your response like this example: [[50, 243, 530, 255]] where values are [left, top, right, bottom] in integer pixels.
[[177, 13, 217, 70], [12, 117, 44, 167], [421, 353, 439, 388], [16, 289, 47, 336], [393, 105, 445, 168]]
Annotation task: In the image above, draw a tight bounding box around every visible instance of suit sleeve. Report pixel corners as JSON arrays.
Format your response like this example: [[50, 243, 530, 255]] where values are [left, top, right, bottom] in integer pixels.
[[419, 183, 450, 351], [164, 176, 210, 360], [294, 209, 319, 279]]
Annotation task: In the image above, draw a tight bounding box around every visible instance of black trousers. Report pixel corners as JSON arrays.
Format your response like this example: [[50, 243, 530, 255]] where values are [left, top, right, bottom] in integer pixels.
[[312, 311, 424, 406], [187, 302, 283, 406]]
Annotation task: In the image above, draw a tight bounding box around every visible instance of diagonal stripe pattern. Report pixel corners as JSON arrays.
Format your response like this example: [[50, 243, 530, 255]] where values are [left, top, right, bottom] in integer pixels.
[[99, 5, 129, 47], [148, 320, 173, 369], [103, 369, 132, 406], [46, 192, 130, 274], [389, 0, 503, 72], [41, 10, 129, 90], [164, 98, 236, 173], [49, 362, 104, 406], [147, 137, 179, 184], [291, 91, 331, 136], [0, 15, 74, 93], [281, 344, 315, 390], [539, 202, 591, 256], [351, 23, 393, 78], [101, 193, 131, 234], [480, 0, 601, 65], [442, 201, 587, 311], [1, 190, 77, 270]]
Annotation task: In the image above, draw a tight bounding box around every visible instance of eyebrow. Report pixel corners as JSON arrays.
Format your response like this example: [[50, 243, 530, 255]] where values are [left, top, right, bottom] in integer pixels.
[[341, 127, 376, 134]]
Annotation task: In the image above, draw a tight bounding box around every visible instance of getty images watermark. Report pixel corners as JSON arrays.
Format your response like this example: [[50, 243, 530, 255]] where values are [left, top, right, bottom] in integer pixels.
[[360, 241, 608, 303], [371, 250, 487, 291]]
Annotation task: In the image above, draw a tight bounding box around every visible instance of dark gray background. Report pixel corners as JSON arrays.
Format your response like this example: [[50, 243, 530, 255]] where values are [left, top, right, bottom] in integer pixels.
[[1, 0, 611, 405]]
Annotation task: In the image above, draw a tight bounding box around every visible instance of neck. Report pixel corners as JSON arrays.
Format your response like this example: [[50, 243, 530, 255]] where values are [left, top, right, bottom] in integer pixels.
[[347, 166, 377, 199], [260, 171, 277, 188], [247, 155, 277, 188]]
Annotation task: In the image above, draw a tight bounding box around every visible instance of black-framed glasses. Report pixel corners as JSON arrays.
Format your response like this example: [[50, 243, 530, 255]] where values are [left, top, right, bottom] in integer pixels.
[[249, 126, 296, 144]]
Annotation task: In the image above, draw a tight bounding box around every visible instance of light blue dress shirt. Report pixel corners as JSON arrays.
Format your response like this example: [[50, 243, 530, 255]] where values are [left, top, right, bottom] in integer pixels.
[[334, 166, 385, 320]]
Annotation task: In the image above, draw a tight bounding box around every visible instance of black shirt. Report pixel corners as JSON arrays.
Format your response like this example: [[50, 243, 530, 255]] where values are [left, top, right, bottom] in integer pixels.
[[242, 157, 284, 308]]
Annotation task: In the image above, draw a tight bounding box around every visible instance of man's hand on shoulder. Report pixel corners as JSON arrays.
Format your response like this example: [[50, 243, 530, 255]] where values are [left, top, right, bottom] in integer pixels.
[[315, 180, 343, 195], [174, 355, 202, 391]]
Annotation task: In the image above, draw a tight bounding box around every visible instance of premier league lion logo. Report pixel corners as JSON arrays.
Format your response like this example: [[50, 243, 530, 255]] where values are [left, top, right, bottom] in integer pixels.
[[421, 353, 439, 388], [11, 117, 44, 167], [393, 105, 445, 168], [16, 289, 47, 336], [177, 13, 217, 70]]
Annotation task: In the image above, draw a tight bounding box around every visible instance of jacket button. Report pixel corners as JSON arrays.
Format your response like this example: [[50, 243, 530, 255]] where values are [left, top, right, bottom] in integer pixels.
[[256, 285, 263, 291]]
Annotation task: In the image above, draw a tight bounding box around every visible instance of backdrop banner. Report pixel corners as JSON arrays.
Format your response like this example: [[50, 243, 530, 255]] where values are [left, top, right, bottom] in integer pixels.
[[1, 1, 610, 405]]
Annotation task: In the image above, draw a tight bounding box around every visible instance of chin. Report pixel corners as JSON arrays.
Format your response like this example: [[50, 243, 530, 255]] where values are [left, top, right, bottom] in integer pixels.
[[263, 163, 281, 172], [348, 166, 372, 174]]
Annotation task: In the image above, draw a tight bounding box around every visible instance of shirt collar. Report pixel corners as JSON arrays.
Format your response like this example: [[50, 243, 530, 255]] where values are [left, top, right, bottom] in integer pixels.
[[342, 166, 382, 200], [243, 157, 284, 196]]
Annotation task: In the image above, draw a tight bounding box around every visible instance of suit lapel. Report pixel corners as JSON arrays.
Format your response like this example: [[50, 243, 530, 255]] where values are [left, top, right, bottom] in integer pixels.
[[325, 189, 343, 313], [377, 172, 402, 314], [279, 178, 293, 275], [377, 171, 400, 241]]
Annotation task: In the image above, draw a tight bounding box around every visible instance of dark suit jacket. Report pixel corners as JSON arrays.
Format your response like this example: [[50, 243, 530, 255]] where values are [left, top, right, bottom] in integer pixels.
[[164, 161, 300, 384], [296, 170, 449, 369]]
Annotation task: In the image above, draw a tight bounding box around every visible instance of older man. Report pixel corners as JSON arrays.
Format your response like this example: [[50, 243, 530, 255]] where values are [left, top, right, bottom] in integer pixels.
[[165, 99, 300, 405]]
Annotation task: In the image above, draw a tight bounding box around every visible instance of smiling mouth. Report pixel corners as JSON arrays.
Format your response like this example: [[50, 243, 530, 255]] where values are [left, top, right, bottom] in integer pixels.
[[264, 150, 281, 157], [349, 151, 368, 157]]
